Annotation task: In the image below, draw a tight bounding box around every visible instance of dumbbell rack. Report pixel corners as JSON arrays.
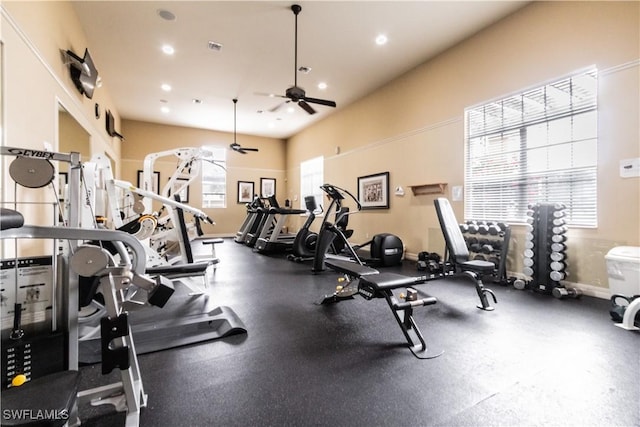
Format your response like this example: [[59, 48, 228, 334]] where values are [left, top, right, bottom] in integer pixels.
[[460, 222, 511, 285], [519, 202, 577, 298]]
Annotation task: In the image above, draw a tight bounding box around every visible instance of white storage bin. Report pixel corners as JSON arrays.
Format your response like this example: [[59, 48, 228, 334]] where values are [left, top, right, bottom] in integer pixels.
[[605, 246, 640, 297]]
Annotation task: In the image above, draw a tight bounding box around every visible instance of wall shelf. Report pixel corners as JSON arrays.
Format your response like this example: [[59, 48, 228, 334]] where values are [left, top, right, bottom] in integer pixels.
[[410, 183, 447, 196]]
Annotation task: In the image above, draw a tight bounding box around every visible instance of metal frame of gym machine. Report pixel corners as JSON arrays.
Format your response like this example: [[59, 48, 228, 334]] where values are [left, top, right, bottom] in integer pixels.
[[1, 146, 173, 426]]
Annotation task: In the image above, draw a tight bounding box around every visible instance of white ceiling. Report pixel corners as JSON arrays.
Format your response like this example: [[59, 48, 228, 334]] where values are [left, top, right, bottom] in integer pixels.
[[72, 1, 527, 140]]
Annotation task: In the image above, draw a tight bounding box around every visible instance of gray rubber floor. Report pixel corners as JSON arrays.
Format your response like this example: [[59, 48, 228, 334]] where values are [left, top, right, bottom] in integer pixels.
[[78, 239, 639, 427]]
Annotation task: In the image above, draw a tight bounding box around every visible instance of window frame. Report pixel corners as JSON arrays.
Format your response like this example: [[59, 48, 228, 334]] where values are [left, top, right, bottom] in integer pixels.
[[463, 68, 598, 228], [201, 145, 227, 209]]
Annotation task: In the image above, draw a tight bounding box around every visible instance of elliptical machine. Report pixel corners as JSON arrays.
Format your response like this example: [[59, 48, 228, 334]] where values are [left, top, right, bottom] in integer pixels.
[[288, 196, 323, 262], [311, 184, 404, 273]]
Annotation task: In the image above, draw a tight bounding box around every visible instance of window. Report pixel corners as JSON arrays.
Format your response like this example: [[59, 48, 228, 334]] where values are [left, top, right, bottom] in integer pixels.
[[300, 156, 324, 211], [464, 69, 598, 227], [201, 146, 227, 208]]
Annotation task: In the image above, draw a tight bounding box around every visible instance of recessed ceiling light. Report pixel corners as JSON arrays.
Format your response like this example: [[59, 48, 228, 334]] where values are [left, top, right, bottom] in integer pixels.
[[318, 82, 328, 90], [298, 66, 312, 74], [162, 44, 175, 55], [157, 9, 176, 21], [286, 106, 295, 113], [161, 83, 172, 92], [375, 34, 388, 46], [161, 106, 170, 114]]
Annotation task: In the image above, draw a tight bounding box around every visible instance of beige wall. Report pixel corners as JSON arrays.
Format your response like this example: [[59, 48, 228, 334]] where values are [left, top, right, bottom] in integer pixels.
[[1, 1, 122, 256], [2, 1, 638, 295], [121, 120, 286, 236], [286, 1, 640, 295]]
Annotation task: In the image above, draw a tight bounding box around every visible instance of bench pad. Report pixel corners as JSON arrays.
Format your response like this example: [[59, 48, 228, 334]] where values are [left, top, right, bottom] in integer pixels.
[[325, 258, 379, 277], [360, 272, 418, 291], [461, 259, 495, 273]]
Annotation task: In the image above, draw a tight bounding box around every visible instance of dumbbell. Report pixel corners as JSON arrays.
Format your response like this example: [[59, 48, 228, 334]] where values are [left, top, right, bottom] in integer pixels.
[[550, 252, 565, 262], [552, 218, 566, 226], [513, 279, 528, 290], [552, 286, 581, 299], [551, 242, 566, 252], [466, 236, 479, 246], [488, 256, 500, 268], [523, 257, 534, 267], [477, 223, 490, 235], [552, 225, 568, 235], [550, 261, 565, 271], [470, 243, 483, 253], [459, 223, 469, 233], [488, 223, 502, 235], [481, 243, 495, 254], [473, 254, 487, 261], [552, 234, 567, 243], [467, 222, 480, 234], [523, 266, 534, 277], [550, 270, 565, 281]]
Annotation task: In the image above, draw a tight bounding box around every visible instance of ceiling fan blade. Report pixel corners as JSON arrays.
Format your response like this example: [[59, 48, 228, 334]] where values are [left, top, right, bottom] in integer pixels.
[[298, 100, 316, 115], [268, 100, 290, 113], [303, 96, 337, 108], [254, 92, 287, 99], [243, 148, 259, 152]]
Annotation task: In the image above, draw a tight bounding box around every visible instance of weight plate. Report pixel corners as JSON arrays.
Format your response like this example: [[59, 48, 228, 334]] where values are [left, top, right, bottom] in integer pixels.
[[70, 246, 110, 276], [9, 157, 55, 188]]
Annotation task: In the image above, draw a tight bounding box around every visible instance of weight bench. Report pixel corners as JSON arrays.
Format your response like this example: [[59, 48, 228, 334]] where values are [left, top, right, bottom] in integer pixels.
[[320, 258, 442, 359], [434, 198, 497, 310]]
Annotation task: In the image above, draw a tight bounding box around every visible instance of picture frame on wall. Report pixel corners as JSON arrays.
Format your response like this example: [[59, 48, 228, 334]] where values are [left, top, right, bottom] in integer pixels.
[[170, 178, 190, 203], [260, 177, 276, 198], [357, 172, 390, 210], [137, 170, 160, 194], [237, 181, 254, 203]]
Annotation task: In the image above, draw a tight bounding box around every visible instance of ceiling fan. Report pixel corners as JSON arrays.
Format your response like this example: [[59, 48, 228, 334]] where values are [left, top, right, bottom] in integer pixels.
[[264, 4, 337, 115], [230, 98, 259, 154]]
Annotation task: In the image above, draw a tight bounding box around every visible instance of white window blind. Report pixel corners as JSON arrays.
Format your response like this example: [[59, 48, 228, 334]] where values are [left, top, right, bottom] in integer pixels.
[[201, 146, 227, 208], [464, 69, 598, 227], [300, 156, 324, 211]]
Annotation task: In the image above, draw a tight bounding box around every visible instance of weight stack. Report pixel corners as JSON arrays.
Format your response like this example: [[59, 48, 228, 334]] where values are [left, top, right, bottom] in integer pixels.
[[521, 202, 570, 295]]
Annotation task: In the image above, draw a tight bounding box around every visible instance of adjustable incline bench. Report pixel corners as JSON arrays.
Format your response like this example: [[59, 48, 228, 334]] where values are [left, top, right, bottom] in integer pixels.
[[434, 198, 497, 310], [319, 258, 442, 359]]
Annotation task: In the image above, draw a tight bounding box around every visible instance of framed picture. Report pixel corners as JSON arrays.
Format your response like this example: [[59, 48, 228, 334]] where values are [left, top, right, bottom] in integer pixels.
[[170, 178, 190, 203], [357, 172, 390, 210], [237, 181, 254, 203], [137, 170, 160, 194], [260, 177, 276, 198]]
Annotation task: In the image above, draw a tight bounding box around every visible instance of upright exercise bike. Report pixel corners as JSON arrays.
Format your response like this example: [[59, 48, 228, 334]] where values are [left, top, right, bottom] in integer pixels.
[[287, 195, 323, 262]]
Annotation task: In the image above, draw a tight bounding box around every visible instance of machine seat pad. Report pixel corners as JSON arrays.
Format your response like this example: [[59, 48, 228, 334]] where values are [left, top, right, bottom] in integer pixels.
[[146, 262, 210, 276], [461, 259, 496, 273], [325, 258, 379, 277], [1, 370, 80, 427], [195, 237, 224, 245], [360, 273, 418, 291], [0, 208, 24, 231]]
